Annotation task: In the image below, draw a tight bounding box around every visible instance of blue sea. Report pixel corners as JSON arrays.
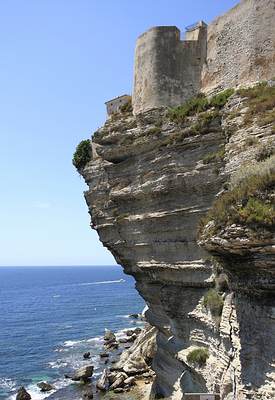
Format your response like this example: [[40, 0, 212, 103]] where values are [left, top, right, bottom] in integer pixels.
[[0, 266, 145, 399]]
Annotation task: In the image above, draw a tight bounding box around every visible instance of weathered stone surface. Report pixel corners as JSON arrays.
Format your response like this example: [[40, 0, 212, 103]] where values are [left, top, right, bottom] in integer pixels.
[[16, 387, 31, 400], [202, 0, 275, 94], [37, 382, 54, 392], [96, 369, 109, 391], [79, 90, 275, 399], [71, 365, 94, 382]]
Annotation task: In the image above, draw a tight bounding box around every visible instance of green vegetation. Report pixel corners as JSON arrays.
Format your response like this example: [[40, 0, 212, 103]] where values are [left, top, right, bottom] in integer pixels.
[[237, 82, 275, 128], [208, 88, 235, 109], [168, 93, 209, 122], [168, 89, 234, 123], [200, 156, 275, 234], [72, 139, 92, 170], [238, 198, 274, 225], [255, 141, 274, 162], [147, 126, 162, 135], [203, 147, 225, 164], [187, 347, 209, 366], [203, 289, 224, 316], [244, 136, 259, 147]]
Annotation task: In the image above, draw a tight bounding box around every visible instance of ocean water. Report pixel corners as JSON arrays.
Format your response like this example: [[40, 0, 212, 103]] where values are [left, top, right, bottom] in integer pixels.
[[0, 266, 145, 399]]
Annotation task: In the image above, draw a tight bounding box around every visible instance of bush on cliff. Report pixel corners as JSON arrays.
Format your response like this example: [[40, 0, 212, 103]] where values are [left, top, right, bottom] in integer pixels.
[[72, 139, 92, 170], [237, 82, 275, 128], [168, 89, 234, 123], [203, 289, 224, 316], [200, 155, 275, 234], [187, 348, 209, 366]]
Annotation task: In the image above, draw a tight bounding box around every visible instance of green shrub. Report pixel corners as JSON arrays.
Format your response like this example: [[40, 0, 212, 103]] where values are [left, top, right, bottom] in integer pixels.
[[168, 93, 209, 123], [238, 197, 274, 225], [72, 139, 92, 170], [209, 88, 235, 109], [168, 89, 234, 123], [244, 136, 259, 147], [200, 157, 275, 234], [147, 126, 162, 135], [187, 348, 209, 366], [237, 82, 275, 127], [255, 142, 274, 162], [203, 147, 225, 164], [203, 289, 224, 316]]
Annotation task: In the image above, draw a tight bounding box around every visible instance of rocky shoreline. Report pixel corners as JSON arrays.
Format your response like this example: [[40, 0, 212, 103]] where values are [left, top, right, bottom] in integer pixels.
[[16, 316, 156, 400]]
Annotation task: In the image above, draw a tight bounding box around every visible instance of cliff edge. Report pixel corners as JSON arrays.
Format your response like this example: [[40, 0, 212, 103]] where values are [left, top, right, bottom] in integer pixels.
[[75, 83, 275, 399]]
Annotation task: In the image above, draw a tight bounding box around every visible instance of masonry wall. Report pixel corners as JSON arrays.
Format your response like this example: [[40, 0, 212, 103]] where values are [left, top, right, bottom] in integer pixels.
[[202, 0, 275, 93], [133, 25, 207, 114]]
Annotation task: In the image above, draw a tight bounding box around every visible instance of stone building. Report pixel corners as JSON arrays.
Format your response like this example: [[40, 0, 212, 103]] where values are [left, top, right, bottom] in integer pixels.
[[106, 0, 275, 115], [131, 0, 275, 114], [105, 94, 131, 118], [132, 21, 207, 114]]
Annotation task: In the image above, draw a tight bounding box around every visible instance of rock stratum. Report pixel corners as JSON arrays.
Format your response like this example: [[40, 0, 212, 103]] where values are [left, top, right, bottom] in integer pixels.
[[77, 84, 275, 399]]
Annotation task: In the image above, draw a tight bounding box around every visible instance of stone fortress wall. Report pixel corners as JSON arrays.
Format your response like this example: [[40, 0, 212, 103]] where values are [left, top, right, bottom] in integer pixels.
[[132, 0, 275, 114], [132, 23, 207, 114], [202, 0, 275, 93]]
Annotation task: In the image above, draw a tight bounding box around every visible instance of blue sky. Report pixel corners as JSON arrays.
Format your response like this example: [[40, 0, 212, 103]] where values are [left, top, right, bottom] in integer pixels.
[[0, 0, 239, 266]]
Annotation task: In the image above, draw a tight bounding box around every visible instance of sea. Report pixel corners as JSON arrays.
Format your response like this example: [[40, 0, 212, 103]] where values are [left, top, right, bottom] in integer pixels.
[[0, 266, 145, 400]]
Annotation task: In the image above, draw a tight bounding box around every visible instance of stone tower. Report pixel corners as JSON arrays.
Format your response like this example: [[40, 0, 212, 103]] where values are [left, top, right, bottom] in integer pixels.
[[132, 21, 207, 114]]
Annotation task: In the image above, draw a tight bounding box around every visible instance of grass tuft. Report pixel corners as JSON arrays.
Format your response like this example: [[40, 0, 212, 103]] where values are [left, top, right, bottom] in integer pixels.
[[203, 289, 224, 316], [168, 89, 234, 123], [187, 348, 209, 366], [199, 156, 275, 235]]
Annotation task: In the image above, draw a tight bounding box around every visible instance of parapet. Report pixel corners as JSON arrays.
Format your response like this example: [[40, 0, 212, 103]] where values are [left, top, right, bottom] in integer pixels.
[[105, 94, 131, 118], [132, 22, 207, 114]]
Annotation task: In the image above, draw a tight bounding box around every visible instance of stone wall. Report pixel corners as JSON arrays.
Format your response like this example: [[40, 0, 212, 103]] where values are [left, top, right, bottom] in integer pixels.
[[202, 0, 275, 93], [132, 0, 275, 113], [132, 24, 207, 114]]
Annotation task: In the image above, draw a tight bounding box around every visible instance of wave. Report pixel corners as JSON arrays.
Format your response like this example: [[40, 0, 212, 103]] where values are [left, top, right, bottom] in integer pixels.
[[63, 339, 83, 347], [8, 378, 70, 400], [77, 279, 126, 286], [0, 377, 16, 391]]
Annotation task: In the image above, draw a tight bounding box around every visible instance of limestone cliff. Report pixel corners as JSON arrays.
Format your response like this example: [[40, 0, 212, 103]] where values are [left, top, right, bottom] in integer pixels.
[[76, 84, 275, 399]]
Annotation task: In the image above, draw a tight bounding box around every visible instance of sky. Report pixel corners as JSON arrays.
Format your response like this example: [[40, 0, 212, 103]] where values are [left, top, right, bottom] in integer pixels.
[[0, 0, 239, 266]]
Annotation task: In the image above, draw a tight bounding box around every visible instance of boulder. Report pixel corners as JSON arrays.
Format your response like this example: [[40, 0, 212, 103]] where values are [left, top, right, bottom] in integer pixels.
[[82, 388, 94, 399], [115, 325, 157, 375], [99, 352, 109, 358], [109, 372, 127, 390], [118, 337, 129, 343], [129, 313, 140, 319], [105, 341, 119, 350], [83, 352, 91, 359], [37, 382, 54, 392], [104, 329, 116, 342], [124, 376, 136, 386], [113, 387, 125, 393], [16, 387, 31, 400], [96, 369, 109, 391], [71, 365, 94, 382]]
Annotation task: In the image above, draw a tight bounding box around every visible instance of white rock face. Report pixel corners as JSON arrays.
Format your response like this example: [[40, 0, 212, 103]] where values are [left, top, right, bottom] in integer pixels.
[[80, 91, 275, 399]]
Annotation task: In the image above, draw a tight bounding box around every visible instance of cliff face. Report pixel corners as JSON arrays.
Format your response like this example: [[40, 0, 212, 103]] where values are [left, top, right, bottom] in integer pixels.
[[79, 87, 275, 399]]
